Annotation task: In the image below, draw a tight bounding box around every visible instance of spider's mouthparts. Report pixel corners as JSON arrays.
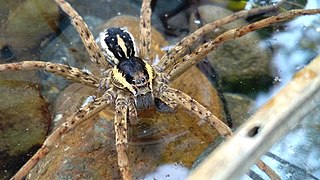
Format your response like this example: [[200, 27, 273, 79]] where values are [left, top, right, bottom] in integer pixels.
[[135, 92, 154, 110]]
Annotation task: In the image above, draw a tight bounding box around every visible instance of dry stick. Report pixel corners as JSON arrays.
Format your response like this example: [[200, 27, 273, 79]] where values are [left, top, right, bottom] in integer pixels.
[[156, 0, 286, 72], [168, 8, 320, 180], [167, 8, 320, 81], [11, 96, 111, 180], [185, 8, 320, 180], [139, 0, 152, 62], [255, 160, 280, 180], [188, 55, 320, 180], [0, 61, 100, 87], [54, 0, 110, 69]]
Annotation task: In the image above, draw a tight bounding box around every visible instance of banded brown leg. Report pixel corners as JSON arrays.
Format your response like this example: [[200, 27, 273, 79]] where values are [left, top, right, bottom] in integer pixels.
[[114, 94, 132, 180], [159, 86, 232, 137], [159, 86, 280, 179], [166, 8, 320, 81], [155, 0, 285, 73], [139, 0, 152, 62], [11, 94, 113, 180], [0, 61, 100, 88], [54, 0, 110, 69]]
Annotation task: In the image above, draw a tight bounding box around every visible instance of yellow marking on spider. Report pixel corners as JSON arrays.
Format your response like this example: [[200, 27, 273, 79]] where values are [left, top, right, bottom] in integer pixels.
[[117, 34, 127, 57], [112, 66, 136, 94], [143, 61, 153, 79], [144, 60, 155, 89]]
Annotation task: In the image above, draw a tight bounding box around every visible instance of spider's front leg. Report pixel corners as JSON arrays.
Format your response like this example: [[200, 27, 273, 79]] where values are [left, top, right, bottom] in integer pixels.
[[11, 92, 113, 180], [54, 0, 110, 69], [114, 94, 135, 180]]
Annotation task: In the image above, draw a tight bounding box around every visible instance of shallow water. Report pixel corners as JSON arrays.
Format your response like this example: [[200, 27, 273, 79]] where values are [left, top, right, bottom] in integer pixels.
[[0, 0, 319, 179], [251, 1, 320, 179]]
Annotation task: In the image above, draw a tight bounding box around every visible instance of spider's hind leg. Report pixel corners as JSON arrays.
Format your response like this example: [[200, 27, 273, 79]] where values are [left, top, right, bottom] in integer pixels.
[[166, 9, 320, 81], [139, 0, 152, 62]]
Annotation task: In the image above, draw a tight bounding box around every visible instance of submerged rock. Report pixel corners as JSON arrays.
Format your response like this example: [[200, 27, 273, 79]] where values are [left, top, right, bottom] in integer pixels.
[[27, 15, 227, 179], [0, 1, 58, 178], [223, 93, 254, 128], [0, 0, 59, 60], [0, 72, 51, 179]]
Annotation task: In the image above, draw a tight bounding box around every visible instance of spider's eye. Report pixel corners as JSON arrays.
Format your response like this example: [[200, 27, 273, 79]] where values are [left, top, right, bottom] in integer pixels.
[[131, 75, 147, 85], [100, 27, 137, 66], [141, 77, 146, 83]]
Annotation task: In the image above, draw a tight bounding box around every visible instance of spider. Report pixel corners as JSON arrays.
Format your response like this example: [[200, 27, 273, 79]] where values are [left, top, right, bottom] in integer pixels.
[[1, 0, 319, 179]]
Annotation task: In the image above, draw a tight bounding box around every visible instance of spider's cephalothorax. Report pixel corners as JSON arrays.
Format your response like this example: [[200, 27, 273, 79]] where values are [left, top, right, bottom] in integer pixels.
[[100, 27, 156, 110]]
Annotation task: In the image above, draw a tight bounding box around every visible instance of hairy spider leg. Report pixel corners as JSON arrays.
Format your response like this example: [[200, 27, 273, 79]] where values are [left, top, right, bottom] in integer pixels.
[[11, 94, 113, 180], [54, 0, 110, 69], [155, 1, 285, 72], [0, 61, 100, 87], [166, 9, 320, 81], [114, 93, 132, 180], [139, 0, 152, 62]]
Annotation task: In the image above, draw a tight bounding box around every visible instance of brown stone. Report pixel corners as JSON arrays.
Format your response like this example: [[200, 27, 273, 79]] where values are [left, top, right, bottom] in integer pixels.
[[0, 72, 50, 179], [223, 93, 254, 128], [0, 0, 59, 59], [28, 15, 226, 179]]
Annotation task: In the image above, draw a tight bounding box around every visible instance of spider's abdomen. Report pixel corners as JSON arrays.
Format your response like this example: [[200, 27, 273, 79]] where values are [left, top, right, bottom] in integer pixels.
[[100, 27, 137, 66], [100, 27, 156, 109]]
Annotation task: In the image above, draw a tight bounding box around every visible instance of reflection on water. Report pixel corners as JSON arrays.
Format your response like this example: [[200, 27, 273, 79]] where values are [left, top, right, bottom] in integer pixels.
[[144, 164, 189, 180], [256, 0, 320, 107]]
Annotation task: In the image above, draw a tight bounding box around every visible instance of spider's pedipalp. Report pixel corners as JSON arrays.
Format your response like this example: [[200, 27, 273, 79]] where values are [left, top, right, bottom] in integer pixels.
[[54, 0, 110, 69], [154, 98, 176, 113], [114, 95, 131, 180], [12, 94, 113, 180], [128, 100, 138, 125], [0, 61, 100, 87]]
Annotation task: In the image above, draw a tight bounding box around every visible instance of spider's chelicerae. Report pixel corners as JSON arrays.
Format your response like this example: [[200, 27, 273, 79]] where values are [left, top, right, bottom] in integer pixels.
[[1, 0, 320, 179]]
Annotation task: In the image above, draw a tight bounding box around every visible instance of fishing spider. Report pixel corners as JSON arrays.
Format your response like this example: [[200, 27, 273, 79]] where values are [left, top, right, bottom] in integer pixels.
[[1, 0, 319, 179]]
